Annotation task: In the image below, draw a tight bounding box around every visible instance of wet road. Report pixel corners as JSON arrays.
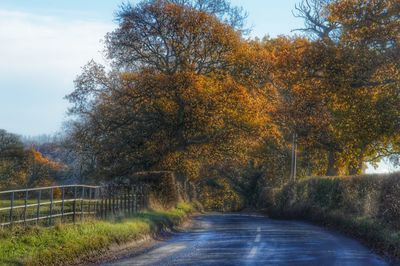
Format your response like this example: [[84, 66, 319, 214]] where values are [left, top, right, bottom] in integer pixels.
[[104, 213, 389, 266]]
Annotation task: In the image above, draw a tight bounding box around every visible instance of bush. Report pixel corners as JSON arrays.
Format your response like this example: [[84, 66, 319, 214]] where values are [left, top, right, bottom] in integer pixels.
[[115, 171, 181, 209], [198, 177, 244, 211], [267, 173, 400, 259], [275, 174, 400, 227]]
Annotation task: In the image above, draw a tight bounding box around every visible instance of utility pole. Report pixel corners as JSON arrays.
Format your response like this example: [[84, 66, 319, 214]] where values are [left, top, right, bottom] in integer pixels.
[[290, 132, 297, 182]]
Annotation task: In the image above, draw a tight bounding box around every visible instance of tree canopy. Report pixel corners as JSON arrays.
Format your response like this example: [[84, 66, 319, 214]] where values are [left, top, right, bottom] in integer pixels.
[[0, 130, 63, 189], [65, 0, 399, 206], [67, 0, 276, 181]]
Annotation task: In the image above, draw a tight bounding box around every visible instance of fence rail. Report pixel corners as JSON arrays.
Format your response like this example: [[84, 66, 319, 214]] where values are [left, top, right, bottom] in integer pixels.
[[0, 184, 148, 228]]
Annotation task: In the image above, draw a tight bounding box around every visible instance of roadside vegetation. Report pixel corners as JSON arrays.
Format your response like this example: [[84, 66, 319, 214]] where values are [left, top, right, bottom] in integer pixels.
[[266, 173, 400, 259], [0, 0, 398, 209], [0, 202, 195, 266], [0, 130, 64, 190], [0, 0, 398, 261]]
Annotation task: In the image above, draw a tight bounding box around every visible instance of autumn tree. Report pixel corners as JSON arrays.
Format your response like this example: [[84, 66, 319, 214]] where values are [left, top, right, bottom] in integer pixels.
[[67, 0, 275, 182], [0, 129, 62, 189], [65, 0, 399, 203], [271, 0, 400, 176], [0, 130, 28, 188], [26, 148, 63, 187]]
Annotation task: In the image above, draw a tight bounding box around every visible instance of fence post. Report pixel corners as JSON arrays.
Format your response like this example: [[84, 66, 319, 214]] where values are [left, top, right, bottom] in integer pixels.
[[143, 185, 147, 209], [105, 187, 109, 218], [49, 187, 54, 225], [133, 187, 137, 213], [23, 189, 28, 225], [108, 186, 112, 217], [119, 187, 123, 213], [94, 187, 99, 217], [111, 187, 115, 216], [73, 186, 77, 224], [61, 187, 65, 223], [80, 186, 84, 221], [101, 188, 105, 218], [98, 187, 101, 217], [126, 187, 130, 214], [127, 186, 131, 214], [138, 186, 141, 213], [127, 187, 131, 215], [116, 186, 120, 213], [88, 187, 92, 215], [119, 186, 123, 213], [1, 185, 109, 227], [9, 192, 14, 227], [124, 187, 128, 214], [140, 186, 144, 211], [104, 187, 107, 218], [105, 186, 109, 218], [36, 190, 41, 225]]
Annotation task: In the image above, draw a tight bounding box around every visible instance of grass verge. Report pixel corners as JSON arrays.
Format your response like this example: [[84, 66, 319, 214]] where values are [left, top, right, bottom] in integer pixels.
[[0, 202, 196, 266]]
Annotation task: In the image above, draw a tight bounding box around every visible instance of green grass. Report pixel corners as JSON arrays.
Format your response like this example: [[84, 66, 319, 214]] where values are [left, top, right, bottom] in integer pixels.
[[0, 202, 195, 266], [0, 200, 37, 208]]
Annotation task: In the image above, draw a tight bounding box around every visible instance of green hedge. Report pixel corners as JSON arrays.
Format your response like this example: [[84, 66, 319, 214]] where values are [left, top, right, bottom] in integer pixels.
[[268, 173, 400, 259]]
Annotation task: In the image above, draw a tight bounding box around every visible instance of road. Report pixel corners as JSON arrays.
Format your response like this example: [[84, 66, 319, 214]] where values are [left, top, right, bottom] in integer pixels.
[[104, 213, 390, 266]]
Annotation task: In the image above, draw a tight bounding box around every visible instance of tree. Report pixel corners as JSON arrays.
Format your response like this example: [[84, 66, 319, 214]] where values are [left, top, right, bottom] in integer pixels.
[[0, 130, 64, 189], [105, 0, 246, 74], [0, 130, 28, 188], [279, 0, 400, 175], [293, 0, 340, 40], [67, 0, 275, 181], [26, 148, 63, 187]]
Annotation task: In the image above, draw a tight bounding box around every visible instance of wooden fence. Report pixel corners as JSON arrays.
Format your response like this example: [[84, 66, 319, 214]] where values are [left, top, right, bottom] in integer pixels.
[[0, 184, 148, 228]]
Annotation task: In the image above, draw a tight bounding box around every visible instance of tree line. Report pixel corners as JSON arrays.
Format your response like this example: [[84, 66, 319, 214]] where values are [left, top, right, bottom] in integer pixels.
[[0, 130, 65, 189], [1, 0, 399, 205]]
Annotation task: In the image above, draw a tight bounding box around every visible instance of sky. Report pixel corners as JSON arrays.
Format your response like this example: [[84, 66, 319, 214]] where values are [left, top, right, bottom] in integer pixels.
[[0, 0, 394, 173], [0, 0, 301, 136]]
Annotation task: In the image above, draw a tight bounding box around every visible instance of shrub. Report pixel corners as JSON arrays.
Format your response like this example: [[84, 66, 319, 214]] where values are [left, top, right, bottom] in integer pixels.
[[267, 173, 400, 259], [198, 177, 244, 211], [274, 174, 400, 227], [115, 171, 181, 209]]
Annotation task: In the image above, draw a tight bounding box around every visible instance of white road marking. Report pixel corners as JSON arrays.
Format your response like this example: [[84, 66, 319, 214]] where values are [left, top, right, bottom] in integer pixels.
[[248, 246, 258, 258], [255, 234, 261, 242]]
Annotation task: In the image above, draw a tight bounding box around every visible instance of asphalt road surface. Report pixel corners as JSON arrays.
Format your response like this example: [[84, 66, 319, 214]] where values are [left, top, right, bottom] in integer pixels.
[[104, 213, 390, 266]]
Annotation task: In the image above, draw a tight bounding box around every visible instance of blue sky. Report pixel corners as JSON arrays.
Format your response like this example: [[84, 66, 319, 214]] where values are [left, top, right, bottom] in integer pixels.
[[0, 0, 394, 173], [0, 0, 301, 137]]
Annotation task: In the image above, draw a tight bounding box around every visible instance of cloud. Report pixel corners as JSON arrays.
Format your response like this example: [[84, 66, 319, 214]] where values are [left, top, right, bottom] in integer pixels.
[[0, 9, 114, 135], [0, 9, 114, 78]]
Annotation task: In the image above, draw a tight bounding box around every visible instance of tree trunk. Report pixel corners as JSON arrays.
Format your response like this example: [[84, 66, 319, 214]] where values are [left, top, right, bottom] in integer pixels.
[[326, 149, 339, 176]]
